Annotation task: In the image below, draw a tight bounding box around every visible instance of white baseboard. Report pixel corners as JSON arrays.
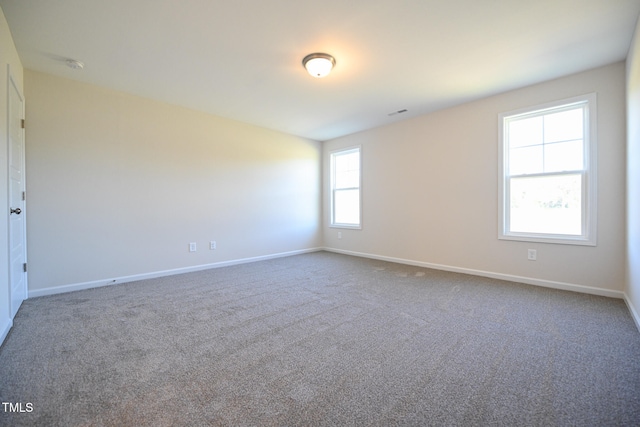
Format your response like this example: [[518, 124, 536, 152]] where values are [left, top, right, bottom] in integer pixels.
[[29, 247, 323, 298], [0, 317, 12, 347], [323, 247, 625, 299], [624, 294, 640, 333], [24, 245, 630, 308], [15, 247, 640, 338]]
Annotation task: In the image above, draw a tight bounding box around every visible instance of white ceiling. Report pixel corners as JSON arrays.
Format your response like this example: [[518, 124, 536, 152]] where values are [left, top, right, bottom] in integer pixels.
[[2, 0, 639, 141]]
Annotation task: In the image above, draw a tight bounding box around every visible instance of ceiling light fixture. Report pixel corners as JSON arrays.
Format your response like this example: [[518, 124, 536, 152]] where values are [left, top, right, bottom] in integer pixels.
[[66, 59, 84, 70], [302, 53, 335, 78]]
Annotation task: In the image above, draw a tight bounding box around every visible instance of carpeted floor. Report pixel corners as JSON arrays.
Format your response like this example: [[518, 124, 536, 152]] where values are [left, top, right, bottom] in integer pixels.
[[1, 251, 639, 426]]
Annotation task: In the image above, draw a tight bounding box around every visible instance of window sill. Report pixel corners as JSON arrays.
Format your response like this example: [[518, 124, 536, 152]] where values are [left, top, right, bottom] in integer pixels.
[[330, 224, 362, 230], [499, 233, 596, 246]]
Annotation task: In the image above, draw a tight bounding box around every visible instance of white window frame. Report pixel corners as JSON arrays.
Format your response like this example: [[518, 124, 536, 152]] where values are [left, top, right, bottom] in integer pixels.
[[498, 93, 597, 246], [330, 146, 362, 229]]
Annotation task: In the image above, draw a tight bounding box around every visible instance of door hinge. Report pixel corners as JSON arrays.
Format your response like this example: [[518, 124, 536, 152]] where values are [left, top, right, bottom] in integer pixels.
[[23, 263, 27, 273], [21, 119, 25, 129]]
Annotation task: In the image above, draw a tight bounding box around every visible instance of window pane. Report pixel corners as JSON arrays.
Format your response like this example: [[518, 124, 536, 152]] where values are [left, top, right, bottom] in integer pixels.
[[335, 170, 359, 189], [544, 140, 583, 172], [334, 189, 360, 224], [335, 151, 359, 171], [509, 174, 582, 235], [509, 145, 543, 175], [334, 151, 360, 189], [508, 116, 542, 148], [544, 108, 583, 143]]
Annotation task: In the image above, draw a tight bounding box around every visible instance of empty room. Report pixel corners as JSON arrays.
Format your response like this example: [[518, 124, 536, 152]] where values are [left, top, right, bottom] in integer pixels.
[[1, 0, 640, 425]]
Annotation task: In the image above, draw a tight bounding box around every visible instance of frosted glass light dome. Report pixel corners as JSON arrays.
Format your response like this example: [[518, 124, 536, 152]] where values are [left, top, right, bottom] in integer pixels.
[[302, 53, 336, 78]]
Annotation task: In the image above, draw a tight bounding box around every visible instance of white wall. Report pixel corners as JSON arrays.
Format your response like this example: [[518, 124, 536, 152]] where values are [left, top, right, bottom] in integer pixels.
[[25, 71, 321, 294], [324, 63, 626, 296], [0, 6, 24, 342], [627, 17, 640, 327]]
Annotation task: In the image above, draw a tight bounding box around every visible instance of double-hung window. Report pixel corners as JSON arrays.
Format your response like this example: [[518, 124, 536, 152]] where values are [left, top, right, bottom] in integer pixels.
[[330, 147, 361, 228], [499, 94, 596, 245]]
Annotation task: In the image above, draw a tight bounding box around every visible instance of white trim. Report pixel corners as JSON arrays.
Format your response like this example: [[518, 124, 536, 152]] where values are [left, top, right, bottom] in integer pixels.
[[28, 248, 323, 298], [322, 247, 624, 299], [498, 93, 597, 246], [329, 224, 362, 230], [0, 318, 12, 346], [330, 146, 362, 228], [624, 293, 640, 333]]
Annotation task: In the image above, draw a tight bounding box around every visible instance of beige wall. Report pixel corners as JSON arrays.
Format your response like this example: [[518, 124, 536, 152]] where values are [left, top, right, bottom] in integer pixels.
[[0, 6, 24, 339], [25, 71, 321, 292], [627, 17, 640, 326], [324, 63, 626, 296]]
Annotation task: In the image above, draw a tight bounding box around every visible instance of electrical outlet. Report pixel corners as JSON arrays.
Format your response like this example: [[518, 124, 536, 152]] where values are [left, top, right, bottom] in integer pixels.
[[210, 241, 216, 250], [338, 231, 342, 239], [189, 242, 197, 252], [527, 249, 537, 261]]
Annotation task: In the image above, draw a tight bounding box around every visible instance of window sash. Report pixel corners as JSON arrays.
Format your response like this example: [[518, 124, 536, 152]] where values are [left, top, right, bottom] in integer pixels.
[[505, 172, 586, 237], [333, 188, 360, 225]]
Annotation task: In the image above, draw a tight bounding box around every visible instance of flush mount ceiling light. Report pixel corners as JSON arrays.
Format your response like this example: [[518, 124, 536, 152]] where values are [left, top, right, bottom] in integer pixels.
[[302, 53, 335, 78], [65, 59, 84, 70]]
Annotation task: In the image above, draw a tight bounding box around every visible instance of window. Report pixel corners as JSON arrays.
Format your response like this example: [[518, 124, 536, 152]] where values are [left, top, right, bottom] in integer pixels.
[[330, 147, 361, 228], [499, 94, 596, 245]]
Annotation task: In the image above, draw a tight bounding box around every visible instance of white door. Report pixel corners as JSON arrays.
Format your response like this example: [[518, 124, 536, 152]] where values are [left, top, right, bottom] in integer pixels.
[[8, 70, 26, 318]]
